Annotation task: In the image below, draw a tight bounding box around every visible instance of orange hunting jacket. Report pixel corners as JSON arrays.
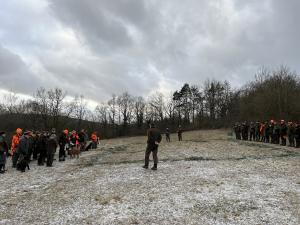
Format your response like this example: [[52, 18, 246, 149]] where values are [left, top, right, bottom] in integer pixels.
[[11, 134, 21, 155], [91, 134, 97, 142]]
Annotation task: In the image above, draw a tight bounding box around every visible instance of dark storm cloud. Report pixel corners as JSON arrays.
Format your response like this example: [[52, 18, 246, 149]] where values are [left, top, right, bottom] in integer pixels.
[[0, 0, 299, 103], [0, 44, 42, 94]]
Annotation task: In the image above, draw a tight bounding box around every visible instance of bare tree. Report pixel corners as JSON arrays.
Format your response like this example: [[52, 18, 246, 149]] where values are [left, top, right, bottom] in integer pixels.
[[71, 95, 87, 129], [107, 94, 117, 125], [148, 92, 164, 122], [163, 93, 175, 124], [47, 88, 66, 128], [134, 96, 146, 128], [117, 92, 134, 127], [3, 91, 20, 114], [95, 104, 108, 125], [33, 87, 50, 128]]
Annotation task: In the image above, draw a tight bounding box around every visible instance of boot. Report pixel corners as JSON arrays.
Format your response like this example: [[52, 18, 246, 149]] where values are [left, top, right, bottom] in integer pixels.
[[151, 164, 157, 170], [142, 165, 148, 169]]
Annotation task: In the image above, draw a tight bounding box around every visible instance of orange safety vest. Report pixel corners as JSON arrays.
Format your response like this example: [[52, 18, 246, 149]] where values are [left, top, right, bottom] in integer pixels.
[[11, 134, 21, 155], [91, 134, 97, 142]]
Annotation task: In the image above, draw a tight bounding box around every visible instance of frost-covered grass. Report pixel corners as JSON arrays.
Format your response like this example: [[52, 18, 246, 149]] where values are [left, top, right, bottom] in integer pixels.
[[1, 130, 299, 225]]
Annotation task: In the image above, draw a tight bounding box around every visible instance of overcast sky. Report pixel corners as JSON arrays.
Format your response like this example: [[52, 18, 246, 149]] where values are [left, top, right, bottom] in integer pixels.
[[0, 0, 299, 104]]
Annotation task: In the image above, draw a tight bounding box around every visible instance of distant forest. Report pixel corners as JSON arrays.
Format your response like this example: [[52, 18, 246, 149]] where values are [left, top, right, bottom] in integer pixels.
[[0, 66, 299, 138]]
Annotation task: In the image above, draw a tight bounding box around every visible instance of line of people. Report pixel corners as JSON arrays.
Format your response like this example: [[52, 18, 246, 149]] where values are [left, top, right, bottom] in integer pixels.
[[233, 120, 300, 147], [165, 125, 184, 142], [0, 128, 99, 174]]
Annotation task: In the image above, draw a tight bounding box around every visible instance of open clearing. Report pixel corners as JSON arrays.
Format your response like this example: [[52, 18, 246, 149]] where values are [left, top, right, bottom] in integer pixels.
[[1, 130, 299, 225]]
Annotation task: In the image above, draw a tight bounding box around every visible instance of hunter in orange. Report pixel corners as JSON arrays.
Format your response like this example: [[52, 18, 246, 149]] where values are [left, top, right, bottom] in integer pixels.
[[11, 128, 22, 155], [91, 132, 98, 149]]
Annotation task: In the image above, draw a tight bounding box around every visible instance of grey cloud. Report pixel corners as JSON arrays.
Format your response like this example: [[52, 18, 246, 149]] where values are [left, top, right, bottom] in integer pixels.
[[0, 45, 41, 94], [0, 0, 299, 104], [49, 0, 134, 53]]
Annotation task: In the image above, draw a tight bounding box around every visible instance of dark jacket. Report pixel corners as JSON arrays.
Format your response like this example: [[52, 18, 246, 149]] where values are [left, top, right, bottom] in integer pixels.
[[280, 124, 287, 136], [295, 125, 300, 139], [147, 128, 162, 146], [78, 132, 85, 143], [18, 136, 30, 156], [37, 135, 47, 152], [46, 134, 58, 154], [0, 135, 9, 164], [59, 133, 69, 145]]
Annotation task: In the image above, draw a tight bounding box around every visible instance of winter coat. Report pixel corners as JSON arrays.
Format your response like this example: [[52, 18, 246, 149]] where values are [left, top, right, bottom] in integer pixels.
[[11, 134, 21, 155], [59, 133, 69, 146], [91, 134, 97, 142], [0, 135, 9, 164], [147, 128, 162, 146], [46, 134, 58, 154], [36, 135, 47, 152], [280, 124, 287, 136], [18, 136, 30, 156]]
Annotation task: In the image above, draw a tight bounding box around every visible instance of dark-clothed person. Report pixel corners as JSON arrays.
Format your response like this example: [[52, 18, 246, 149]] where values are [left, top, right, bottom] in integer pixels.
[[287, 122, 295, 147], [0, 132, 9, 173], [264, 122, 270, 143], [255, 122, 261, 141], [78, 130, 86, 151], [269, 121, 275, 143], [177, 126, 183, 141], [143, 124, 162, 170], [295, 124, 300, 148], [31, 133, 39, 160], [46, 129, 58, 167], [59, 130, 69, 161], [234, 123, 241, 140], [17, 131, 31, 172], [27, 133, 36, 161], [37, 133, 47, 166], [249, 122, 255, 141], [280, 120, 287, 146], [273, 122, 280, 144], [241, 122, 249, 140], [165, 128, 170, 142]]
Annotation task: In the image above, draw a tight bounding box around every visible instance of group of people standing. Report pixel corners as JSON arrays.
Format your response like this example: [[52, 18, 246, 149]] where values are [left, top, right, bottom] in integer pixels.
[[165, 125, 184, 143], [0, 128, 99, 174], [233, 120, 300, 147]]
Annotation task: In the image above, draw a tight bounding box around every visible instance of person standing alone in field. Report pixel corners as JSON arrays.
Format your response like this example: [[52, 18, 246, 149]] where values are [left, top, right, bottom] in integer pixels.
[[165, 128, 171, 142], [177, 125, 183, 141], [143, 123, 162, 171]]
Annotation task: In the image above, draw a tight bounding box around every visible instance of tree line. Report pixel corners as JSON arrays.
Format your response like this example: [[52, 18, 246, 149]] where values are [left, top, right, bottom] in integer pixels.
[[0, 66, 299, 138]]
